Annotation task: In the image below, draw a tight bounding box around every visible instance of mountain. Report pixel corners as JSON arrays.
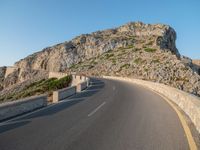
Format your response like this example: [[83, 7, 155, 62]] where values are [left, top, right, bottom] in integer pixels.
[[0, 22, 200, 98]]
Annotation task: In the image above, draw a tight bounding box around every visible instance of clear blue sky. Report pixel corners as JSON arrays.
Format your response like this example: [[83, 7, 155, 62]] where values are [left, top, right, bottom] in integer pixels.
[[0, 0, 200, 66]]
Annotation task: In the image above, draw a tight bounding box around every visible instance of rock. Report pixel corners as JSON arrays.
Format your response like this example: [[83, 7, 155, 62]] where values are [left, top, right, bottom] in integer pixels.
[[192, 59, 200, 75], [14, 22, 179, 72], [0, 67, 6, 91], [1, 21, 200, 98], [66, 44, 200, 97], [0, 66, 6, 80]]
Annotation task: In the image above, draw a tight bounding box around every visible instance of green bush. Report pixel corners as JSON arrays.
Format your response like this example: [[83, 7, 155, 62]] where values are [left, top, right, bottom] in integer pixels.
[[126, 45, 134, 49], [134, 58, 143, 64], [0, 75, 72, 102], [146, 41, 154, 45], [105, 53, 114, 59], [47, 75, 72, 90], [144, 48, 157, 52], [120, 64, 130, 69], [151, 59, 160, 63]]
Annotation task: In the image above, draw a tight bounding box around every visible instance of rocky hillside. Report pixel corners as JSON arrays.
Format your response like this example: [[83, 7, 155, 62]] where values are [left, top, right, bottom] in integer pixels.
[[0, 22, 200, 97], [0, 75, 72, 102], [14, 22, 179, 72], [66, 46, 200, 96]]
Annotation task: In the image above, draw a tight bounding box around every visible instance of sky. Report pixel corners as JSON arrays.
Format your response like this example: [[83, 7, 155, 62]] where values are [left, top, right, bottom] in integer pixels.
[[0, 0, 200, 66]]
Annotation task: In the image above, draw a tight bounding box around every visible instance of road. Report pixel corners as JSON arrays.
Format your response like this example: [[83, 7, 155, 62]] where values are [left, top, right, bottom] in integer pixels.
[[0, 78, 189, 150]]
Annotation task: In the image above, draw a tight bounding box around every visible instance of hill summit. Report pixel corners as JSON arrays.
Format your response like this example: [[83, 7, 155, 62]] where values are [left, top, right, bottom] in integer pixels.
[[0, 22, 200, 99]]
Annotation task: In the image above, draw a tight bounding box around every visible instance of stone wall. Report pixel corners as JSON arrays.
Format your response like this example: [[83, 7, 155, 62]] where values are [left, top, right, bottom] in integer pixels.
[[192, 60, 200, 75], [71, 75, 87, 86], [0, 95, 47, 121], [0, 74, 90, 121], [48, 72, 68, 79], [53, 86, 76, 103], [52, 75, 90, 103], [76, 81, 87, 92]]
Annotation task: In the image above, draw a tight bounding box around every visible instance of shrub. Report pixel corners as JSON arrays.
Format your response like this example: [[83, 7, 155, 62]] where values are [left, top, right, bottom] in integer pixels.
[[126, 45, 134, 49], [88, 65, 94, 69], [144, 48, 157, 52], [134, 58, 143, 64], [120, 64, 130, 69], [151, 59, 160, 63], [105, 53, 114, 59], [132, 48, 141, 52], [146, 41, 154, 45], [0, 75, 72, 102], [112, 59, 116, 65]]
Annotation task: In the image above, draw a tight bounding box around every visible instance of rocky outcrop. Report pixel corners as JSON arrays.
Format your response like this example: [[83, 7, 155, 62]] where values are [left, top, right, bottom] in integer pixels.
[[192, 60, 200, 75], [66, 45, 200, 96], [0, 21, 200, 99], [14, 22, 179, 72], [0, 69, 49, 98], [0, 67, 6, 80], [0, 67, 6, 90], [193, 60, 200, 66]]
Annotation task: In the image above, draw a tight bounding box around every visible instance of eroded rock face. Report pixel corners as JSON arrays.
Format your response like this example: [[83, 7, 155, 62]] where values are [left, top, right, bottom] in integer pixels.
[[0, 21, 199, 98], [66, 47, 200, 96], [0, 67, 6, 90], [14, 22, 179, 72], [0, 67, 6, 79], [192, 60, 200, 75]]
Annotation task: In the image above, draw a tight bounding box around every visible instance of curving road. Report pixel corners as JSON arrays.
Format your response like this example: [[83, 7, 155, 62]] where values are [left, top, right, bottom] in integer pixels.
[[0, 78, 189, 150]]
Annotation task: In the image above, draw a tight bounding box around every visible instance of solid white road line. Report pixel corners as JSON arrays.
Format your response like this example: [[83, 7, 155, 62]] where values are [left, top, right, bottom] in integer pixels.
[[88, 101, 106, 117]]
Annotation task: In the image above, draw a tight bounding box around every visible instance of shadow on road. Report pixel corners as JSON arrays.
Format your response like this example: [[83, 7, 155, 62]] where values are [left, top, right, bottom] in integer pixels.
[[13, 78, 104, 120], [0, 120, 30, 134]]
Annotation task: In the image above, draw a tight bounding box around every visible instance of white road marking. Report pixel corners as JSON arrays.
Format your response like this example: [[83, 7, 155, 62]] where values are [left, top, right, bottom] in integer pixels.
[[113, 86, 116, 91], [88, 101, 106, 117]]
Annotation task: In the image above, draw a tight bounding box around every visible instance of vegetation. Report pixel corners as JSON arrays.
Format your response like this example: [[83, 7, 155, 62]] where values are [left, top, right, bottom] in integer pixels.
[[88, 65, 94, 69], [151, 59, 160, 63], [105, 53, 114, 59], [69, 63, 78, 69], [119, 45, 134, 51], [90, 59, 98, 65], [120, 64, 130, 69], [132, 48, 141, 52], [117, 63, 130, 72], [125, 45, 134, 49], [146, 41, 154, 45], [0, 75, 72, 102], [134, 58, 143, 64], [112, 58, 117, 65], [144, 48, 157, 52]]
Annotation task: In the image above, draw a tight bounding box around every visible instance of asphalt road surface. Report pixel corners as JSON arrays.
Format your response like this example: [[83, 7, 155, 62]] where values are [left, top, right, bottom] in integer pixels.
[[0, 78, 189, 150]]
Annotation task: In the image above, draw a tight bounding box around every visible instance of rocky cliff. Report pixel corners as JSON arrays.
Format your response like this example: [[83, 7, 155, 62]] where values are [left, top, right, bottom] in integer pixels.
[[14, 22, 179, 72], [192, 59, 200, 74], [0, 22, 200, 98]]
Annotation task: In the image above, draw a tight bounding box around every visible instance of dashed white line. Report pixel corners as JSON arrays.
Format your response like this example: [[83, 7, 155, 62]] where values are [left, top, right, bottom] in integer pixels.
[[113, 86, 116, 91], [88, 101, 106, 117]]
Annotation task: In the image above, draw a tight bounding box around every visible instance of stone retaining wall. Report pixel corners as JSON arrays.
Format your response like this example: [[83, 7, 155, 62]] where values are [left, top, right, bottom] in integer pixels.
[[76, 81, 88, 92], [53, 86, 76, 103], [0, 95, 47, 121], [103, 76, 200, 133], [53, 76, 90, 102], [71, 75, 86, 86], [0, 75, 90, 122]]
